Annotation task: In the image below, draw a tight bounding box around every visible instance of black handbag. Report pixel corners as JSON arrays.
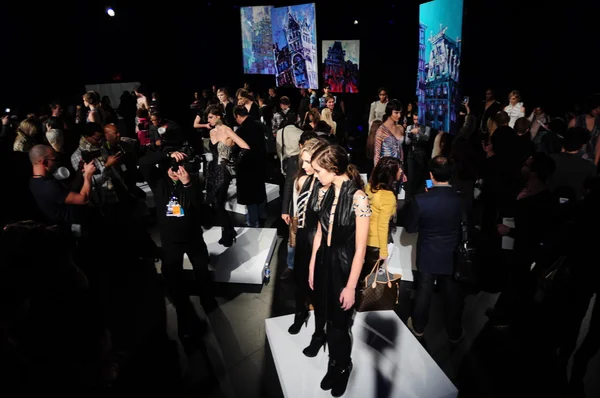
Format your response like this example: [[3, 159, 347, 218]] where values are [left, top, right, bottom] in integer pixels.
[[454, 208, 477, 285]]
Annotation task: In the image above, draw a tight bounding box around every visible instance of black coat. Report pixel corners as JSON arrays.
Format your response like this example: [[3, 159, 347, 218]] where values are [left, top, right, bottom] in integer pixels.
[[235, 117, 267, 205]]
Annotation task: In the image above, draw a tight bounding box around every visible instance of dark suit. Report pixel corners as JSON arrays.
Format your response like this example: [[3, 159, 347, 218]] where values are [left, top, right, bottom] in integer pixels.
[[405, 185, 464, 338]]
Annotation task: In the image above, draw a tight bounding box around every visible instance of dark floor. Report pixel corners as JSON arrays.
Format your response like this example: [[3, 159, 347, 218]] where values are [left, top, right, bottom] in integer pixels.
[[107, 202, 599, 398]]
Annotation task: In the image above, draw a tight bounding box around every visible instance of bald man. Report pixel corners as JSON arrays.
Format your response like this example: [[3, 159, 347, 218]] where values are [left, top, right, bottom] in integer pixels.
[[29, 144, 96, 227]]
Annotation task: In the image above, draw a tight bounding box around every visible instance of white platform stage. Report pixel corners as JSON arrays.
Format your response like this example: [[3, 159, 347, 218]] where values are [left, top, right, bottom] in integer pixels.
[[387, 228, 417, 282], [182, 227, 277, 285], [137, 180, 279, 215], [266, 310, 458, 398], [224, 178, 280, 215]]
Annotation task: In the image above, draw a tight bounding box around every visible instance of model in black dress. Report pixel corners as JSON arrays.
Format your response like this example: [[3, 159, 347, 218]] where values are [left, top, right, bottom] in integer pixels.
[[309, 145, 371, 397]]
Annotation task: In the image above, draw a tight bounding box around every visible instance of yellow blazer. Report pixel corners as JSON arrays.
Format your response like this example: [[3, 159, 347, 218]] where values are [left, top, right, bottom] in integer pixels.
[[366, 184, 396, 258]]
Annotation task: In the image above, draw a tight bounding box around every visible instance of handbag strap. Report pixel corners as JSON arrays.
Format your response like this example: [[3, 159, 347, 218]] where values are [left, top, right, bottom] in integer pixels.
[[460, 205, 468, 242], [366, 259, 383, 288]]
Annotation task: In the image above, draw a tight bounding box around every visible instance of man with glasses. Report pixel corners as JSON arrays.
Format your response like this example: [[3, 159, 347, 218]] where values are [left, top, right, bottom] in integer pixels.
[[30, 144, 96, 231]]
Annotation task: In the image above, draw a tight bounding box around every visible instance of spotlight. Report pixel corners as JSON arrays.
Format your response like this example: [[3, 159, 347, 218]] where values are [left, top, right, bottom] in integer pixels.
[[5, 108, 10, 113], [354, 20, 358, 25], [106, 8, 115, 17]]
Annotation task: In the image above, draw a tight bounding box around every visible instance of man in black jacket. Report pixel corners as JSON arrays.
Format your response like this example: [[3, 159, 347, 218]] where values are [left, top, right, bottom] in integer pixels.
[[148, 150, 216, 338], [233, 105, 267, 227], [406, 156, 463, 342]]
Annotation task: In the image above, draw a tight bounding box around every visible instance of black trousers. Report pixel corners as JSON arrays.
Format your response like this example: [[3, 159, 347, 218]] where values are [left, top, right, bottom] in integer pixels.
[[161, 236, 213, 316], [412, 271, 464, 339]]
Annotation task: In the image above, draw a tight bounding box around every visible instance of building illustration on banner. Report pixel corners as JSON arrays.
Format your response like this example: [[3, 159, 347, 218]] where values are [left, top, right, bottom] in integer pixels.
[[416, 0, 464, 133], [272, 4, 318, 89], [417, 23, 461, 132], [241, 6, 276, 75], [322, 40, 359, 93]]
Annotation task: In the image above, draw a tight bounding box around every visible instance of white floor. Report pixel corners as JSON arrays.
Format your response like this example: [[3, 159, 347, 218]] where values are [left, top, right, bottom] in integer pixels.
[[265, 310, 458, 398], [183, 227, 278, 285]]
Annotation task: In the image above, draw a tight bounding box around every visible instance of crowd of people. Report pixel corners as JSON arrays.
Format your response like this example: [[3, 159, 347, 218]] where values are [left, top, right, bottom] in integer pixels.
[[0, 82, 598, 397]]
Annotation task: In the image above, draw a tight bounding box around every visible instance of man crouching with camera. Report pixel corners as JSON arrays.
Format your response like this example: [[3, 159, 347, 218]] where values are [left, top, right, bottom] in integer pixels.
[[147, 150, 217, 342]]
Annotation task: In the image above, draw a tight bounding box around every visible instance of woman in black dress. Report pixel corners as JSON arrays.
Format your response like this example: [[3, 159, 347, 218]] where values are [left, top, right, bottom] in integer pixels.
[[309, 145, 371, 397], [204, 105, 249, 246], [286, 138, 329, 358]]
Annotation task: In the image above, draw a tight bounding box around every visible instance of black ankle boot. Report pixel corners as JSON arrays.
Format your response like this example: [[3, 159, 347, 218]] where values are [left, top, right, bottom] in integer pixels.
[[320, 359, 337, 391], [302, 332, 326, 357], [331, 362, 353, 397], [288, 311, 309, 335]]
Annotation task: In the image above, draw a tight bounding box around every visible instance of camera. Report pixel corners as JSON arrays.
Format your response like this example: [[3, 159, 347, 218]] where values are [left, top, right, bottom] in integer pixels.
[[170, 157, 183, 173], [81, 150, 102, 164]]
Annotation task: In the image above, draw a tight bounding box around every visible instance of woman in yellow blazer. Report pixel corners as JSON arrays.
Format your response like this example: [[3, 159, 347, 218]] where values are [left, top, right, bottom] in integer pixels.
[[364, 157, 403, 277]]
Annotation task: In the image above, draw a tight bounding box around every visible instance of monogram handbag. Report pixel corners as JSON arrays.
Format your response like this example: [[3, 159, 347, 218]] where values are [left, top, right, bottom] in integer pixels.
[[289, 216, 299, 248], [357, 259, 401, 312]]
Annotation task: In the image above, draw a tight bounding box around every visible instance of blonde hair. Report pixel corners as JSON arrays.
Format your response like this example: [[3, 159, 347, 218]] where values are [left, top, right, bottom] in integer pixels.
[[508, 90, 521, 102], [295, 138, 328, 182], [17, 119, 38, 137], [321, 108, 336, 134]]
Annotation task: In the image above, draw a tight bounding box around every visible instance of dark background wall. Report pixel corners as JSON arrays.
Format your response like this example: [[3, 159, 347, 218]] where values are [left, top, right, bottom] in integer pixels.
[[1, 0, 597, 120]]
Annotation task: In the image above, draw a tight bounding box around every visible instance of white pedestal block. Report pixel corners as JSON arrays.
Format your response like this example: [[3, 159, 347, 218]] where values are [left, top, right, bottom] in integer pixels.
[[387, 228, 418, 282], [183, 227, 277, 285], [265, 310, 458, 398], [225, 179, 280, 215]]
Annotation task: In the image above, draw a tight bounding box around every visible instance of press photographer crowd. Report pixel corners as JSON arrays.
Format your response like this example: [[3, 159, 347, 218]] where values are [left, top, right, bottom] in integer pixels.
[[0, 85, 599, 397]]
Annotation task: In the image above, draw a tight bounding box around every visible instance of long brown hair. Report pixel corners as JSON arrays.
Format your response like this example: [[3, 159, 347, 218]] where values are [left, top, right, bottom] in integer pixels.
[[369, 156, 401, 193], [311, 144, 363, 190]]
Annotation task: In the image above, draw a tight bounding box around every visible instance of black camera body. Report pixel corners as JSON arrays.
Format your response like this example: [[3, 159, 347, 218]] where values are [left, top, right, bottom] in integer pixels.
[[81, 150, 102, 164]]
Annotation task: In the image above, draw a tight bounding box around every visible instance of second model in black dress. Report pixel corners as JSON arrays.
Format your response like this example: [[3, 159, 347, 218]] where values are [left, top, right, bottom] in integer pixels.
[[289, 175, 328, 357]]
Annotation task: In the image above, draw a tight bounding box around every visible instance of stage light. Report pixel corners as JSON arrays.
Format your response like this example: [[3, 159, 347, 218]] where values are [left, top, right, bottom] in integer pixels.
[[4, 108, 10, 113], [354, 20, 358, 25], [106, 8, 115, 17]]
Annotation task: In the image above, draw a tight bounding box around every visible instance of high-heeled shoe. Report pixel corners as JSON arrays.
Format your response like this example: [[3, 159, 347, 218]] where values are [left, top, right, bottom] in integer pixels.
[[288, 311, 309, 334], [218, 228, 237, 247], [331, 362, 353, 397], [302, 332, 326, 357]]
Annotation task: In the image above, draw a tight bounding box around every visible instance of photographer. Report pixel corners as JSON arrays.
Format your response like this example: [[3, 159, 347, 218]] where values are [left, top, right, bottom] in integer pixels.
[[29, 144, 96, 233], [147, 150, 216, 340], [70, 123, 122, 207]]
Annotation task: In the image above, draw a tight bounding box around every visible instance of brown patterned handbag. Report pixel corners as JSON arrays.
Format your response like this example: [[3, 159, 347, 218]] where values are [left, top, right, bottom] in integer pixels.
[[289, 216, 299, 248], [357, 259, 401, 312]]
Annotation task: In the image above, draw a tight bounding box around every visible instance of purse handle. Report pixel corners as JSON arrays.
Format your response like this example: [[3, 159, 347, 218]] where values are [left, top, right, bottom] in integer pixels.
[[365, 259, 393, 289]]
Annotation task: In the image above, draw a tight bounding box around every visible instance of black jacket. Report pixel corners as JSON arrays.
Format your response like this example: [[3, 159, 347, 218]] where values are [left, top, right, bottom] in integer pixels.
[[148, 161, 204, 243]]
